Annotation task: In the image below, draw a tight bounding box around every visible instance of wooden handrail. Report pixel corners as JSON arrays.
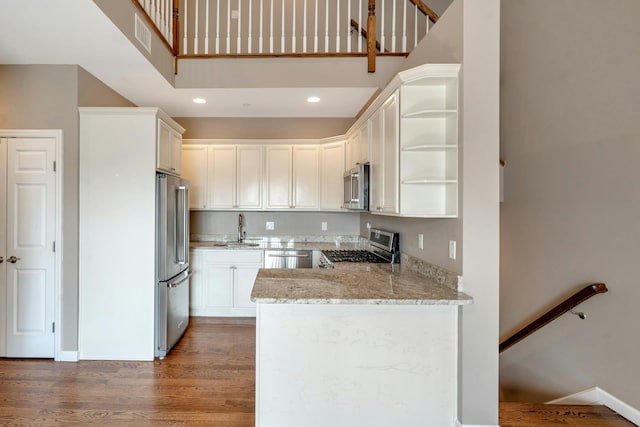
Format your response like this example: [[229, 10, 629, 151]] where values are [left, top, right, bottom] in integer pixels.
[[499, 283, 608, 353], [408, 0, 439, 24]]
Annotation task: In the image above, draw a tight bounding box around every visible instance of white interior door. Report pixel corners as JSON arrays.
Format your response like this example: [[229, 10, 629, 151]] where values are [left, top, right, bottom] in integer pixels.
[[4, 137, 56, 358], [0, 139, 7, 357]]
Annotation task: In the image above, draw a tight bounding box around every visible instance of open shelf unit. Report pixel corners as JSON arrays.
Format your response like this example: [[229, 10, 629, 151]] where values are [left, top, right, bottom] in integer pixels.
[[399, 65, 460, 217]]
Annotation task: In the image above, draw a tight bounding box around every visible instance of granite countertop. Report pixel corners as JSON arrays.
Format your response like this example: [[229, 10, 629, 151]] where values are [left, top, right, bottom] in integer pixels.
[[251, 262, 473, 306]]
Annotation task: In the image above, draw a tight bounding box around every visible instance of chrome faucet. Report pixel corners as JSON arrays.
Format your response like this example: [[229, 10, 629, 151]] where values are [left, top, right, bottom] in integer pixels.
[[238, 214, 246, 242]]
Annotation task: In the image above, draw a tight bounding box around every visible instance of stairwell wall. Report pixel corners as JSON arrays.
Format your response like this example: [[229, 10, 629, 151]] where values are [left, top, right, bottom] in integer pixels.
[[499, 0, 640, 409]]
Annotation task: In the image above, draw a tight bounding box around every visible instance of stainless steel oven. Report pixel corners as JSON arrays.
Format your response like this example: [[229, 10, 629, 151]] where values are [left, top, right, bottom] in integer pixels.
[[343, 164, 369, 211]]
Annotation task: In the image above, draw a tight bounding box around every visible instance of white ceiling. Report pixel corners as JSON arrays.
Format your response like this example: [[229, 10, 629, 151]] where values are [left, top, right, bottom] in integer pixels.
[[0, 0, 377, 118]]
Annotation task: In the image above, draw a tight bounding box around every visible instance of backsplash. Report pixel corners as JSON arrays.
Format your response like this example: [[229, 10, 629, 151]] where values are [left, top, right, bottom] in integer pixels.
[[191, 210, 361, 236]]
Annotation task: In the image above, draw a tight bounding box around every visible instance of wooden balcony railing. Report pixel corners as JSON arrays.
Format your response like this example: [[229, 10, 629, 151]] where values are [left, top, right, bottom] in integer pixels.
[[175, 0, 439, 72], [132, 0, 180, 55], [499, 283, 609, 353]]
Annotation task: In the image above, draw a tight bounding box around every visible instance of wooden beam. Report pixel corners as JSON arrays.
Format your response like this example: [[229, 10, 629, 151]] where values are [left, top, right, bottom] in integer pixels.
[[367, 0, 376, 73], [408, 0, 439, 24]]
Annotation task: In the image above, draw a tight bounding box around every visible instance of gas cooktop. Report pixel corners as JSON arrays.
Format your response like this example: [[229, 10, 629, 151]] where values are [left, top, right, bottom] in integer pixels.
[[321, 249, 389, 263], [321, 229, 400, 265]]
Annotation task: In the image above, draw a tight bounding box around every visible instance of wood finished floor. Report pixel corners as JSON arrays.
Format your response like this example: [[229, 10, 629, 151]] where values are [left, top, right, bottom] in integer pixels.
[[500, 402, 637, 426], [1, 318, 636, 426], [0, 317, 256, 426]]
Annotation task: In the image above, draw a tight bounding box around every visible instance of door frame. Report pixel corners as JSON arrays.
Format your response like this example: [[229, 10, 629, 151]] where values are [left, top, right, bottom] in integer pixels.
[[0, 129, 64, 361]]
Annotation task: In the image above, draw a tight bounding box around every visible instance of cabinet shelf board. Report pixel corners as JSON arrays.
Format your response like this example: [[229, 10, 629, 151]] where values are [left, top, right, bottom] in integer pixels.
[[402, 109, 457, 119], [402, 144, 457, 151]]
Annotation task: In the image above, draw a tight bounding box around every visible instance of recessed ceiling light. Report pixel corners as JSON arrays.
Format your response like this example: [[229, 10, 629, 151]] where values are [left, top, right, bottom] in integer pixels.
[[307, 96, 320, 103], [193, 98, 207, 104]]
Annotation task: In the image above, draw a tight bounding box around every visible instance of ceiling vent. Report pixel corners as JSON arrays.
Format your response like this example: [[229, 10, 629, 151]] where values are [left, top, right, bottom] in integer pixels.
[[134, 14, 151, 53]]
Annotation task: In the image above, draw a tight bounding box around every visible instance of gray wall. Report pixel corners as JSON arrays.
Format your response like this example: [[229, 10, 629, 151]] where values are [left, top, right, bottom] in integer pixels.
[[500, 0, 640, 409], [0, 65, 134, 353], [192, 211, 360, 237]]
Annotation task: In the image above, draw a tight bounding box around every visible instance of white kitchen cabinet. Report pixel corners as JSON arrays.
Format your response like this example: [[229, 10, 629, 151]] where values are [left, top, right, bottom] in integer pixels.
[[182, 144, 263, 210], [399, 65, 459, 217], [78, 107, 184, 361], [370, 91, 399, 215], [181, 145, 208, 209], [345, 123, 369, 170], [190, 249, 263, 317], [320, 140, 345, 210], [157, 119, 183, 175], [266, 145, 319, 210]]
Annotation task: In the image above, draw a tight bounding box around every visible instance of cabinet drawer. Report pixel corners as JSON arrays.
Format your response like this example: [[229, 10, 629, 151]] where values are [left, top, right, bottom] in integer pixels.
[[203, 249, 263, 265]]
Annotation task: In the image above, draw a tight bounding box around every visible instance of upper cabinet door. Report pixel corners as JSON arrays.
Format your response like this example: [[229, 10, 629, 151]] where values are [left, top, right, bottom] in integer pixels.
[[320, 141, 345, 210], [293, 145, 319, 209], [181, 145, 208, 209], [157, 120, 172, 172], [265, 145, 293, 209], [236, 145, 263, 209], [380, 92, 399, 214], [208, 145, 237, 209], [157, 119, 182, 175]]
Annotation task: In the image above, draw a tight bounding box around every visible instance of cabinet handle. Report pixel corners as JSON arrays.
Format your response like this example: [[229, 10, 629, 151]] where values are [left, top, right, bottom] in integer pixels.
[[170, 167, 176, 171]]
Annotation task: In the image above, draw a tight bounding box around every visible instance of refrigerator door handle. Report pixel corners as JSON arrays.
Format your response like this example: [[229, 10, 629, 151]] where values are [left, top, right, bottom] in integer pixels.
[[168, 271, 193, 288], [176, 185, 189, 265]]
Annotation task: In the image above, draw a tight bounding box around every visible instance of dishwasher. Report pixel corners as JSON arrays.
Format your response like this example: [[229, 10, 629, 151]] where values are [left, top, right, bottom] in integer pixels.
[[264, 250, 313, 269]]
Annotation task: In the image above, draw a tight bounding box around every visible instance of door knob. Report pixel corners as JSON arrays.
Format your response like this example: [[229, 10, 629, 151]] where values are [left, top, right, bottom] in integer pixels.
[[7, 256, 20, 264]]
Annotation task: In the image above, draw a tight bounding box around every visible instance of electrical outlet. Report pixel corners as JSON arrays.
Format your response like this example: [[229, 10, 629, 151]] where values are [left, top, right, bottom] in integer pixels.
[[231, 10, 239, 19], [321, 222, 328, 231], [418, 233, 424, 250], [266, 221, 274, 230], [449, 240, 457, 260]]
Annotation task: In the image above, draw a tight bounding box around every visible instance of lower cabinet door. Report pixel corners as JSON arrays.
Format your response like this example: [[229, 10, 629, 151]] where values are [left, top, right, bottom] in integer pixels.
[[204, 265, 234, 308], [234, 266, 260, 308]]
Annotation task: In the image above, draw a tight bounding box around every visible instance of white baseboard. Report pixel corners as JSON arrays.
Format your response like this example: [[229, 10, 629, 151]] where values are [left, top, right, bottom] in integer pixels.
[[56, 350, 79, 362], [547, 387, 640, 425]]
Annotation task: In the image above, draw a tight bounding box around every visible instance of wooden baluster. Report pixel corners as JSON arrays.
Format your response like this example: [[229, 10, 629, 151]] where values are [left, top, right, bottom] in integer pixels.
[[426, 9, 429, 34], [183, 0, 188, 54], [391, 0, 396, 52], [380, 0, 385, 52], [335, 0, 340, 52], [291, 0, 296, 53], [215, 0, 220, 53], [303, 0, 307, 53], [204, 0, 210, 54], [413, 2, 417, 48], [237, 0, 242, 53], [324, 0, 329, 52], [358, 0, 362, 52], [346, 0, 351, 53], [259, 0, 264, 53], [226, 0, 231, 53], [248, 0, 253, 53], [402, 0, 406, 52], [281, 0, 285, 53], [367, 0, 375, 72], [269, 0, 274, 53], [313, 0, 318, 53], [145, 0, 151, 15], [194, 0, 199, 54]]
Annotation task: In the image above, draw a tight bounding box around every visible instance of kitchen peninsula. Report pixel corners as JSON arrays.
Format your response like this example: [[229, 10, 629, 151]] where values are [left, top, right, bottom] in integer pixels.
[[251, 257, 472, 427]]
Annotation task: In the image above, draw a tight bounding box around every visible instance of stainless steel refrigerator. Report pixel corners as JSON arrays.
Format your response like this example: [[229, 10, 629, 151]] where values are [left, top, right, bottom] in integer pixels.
[[155, 173, 191, 358]]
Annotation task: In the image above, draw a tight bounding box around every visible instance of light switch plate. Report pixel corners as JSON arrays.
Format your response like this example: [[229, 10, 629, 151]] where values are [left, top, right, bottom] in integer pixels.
[[449, 240, 456, 260], [266, 221, 275, 230], [321, 222, 328, 231], [418, 233, 424, 249]]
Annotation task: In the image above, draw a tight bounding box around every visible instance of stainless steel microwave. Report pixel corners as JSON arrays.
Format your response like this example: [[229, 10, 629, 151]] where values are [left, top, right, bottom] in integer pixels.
[[343, 164, 369, 211]]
